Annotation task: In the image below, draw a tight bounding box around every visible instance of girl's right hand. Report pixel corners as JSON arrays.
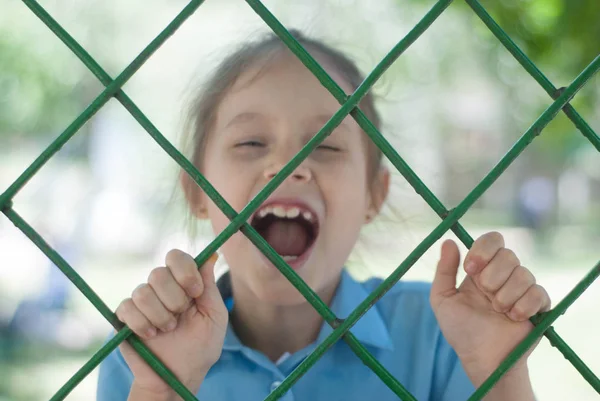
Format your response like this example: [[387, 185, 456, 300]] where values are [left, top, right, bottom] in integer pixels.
[[116, 250, 228, 398]]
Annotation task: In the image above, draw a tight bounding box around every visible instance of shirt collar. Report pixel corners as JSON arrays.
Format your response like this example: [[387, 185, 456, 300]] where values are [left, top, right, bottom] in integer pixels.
[[315, 270, 394, 351], [222, 270, 394, 351]]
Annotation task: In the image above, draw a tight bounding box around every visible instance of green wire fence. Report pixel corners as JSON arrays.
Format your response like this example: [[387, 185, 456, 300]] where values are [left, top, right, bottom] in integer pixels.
[[2, 0, 599, 400]]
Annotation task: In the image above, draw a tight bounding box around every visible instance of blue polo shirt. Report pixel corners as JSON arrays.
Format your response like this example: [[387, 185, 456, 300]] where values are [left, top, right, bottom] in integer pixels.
[[97, 270, 475, 400]]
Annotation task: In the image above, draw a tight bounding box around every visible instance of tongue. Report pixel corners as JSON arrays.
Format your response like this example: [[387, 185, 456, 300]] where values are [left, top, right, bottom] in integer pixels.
[[264, 220, 309, 256]]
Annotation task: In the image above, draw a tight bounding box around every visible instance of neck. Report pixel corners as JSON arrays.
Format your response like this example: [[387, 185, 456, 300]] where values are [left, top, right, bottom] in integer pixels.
[[230, 276, 340, 362]]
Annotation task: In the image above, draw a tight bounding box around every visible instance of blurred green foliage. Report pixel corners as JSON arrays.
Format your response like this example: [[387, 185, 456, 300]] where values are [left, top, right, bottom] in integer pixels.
[[1, 0, 597, 155], [473, 0, 599, 166], [394, 0, 600, 79], [394, 0, 599, 166], [478, 0, 599, 79], [0, 35, 83, 142]]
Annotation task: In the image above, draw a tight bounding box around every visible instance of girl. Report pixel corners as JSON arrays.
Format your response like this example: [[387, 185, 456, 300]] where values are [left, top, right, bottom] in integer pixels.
[[97, 30, 551, 401]]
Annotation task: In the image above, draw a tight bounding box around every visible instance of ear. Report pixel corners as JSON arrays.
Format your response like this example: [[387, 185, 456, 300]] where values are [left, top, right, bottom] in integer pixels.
[[366, 167, 390, 223], [180, 171, 209, 219]]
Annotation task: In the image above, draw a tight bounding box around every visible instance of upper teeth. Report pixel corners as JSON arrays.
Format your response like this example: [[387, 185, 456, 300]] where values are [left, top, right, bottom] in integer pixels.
[[256, 205, 313, 222]]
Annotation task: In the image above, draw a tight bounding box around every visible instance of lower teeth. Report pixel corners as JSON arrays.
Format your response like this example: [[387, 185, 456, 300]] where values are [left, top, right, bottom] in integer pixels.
[[282, 255, 298, 261]]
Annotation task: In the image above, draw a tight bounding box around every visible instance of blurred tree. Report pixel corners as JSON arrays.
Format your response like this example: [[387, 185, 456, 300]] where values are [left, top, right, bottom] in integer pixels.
[[478, 0, 599, 80], [394, 0, 600, 79], [0, 34, 83, 143], [393, 0, 599, 169], [483, 0, 597, 158], [475, 0, 600, 166], [0, 0, 116, 151]]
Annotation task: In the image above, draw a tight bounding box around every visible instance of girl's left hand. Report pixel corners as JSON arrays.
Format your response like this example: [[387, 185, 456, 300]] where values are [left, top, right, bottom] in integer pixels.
[[429, 232, 551, 386]]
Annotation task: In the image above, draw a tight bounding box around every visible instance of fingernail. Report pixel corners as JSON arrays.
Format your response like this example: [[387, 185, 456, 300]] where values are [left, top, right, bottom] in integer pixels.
[[209, 253, 219, 264], [166, 320, 177, 331], [146, 327, 157, 338], [465, 261, 477, 275]]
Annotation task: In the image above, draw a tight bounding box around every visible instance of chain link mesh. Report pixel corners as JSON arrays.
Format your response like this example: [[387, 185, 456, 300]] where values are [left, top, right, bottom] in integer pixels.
[[2, 0, 599, 400]]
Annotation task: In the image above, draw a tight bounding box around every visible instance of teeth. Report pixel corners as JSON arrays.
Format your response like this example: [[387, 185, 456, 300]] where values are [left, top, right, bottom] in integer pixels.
[[272, 206, 286, 218], [255, 205, 315, 222], [286, 207, 300, 218], [282, 255, 298, 261]]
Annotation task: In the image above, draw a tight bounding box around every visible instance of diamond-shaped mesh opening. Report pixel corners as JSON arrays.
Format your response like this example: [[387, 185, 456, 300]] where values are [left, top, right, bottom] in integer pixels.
[[2, 0, 599, 400]]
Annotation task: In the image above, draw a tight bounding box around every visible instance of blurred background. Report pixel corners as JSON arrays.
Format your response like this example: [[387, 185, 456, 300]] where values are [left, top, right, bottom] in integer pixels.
[[1, 0, 599, 400]]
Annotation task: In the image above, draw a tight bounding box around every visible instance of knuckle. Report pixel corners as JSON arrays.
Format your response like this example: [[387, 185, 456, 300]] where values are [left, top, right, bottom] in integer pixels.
[[479, 275, 499, 293], [158, 315, 177, 332], [146, 310, 171, 329], [481, 231, 504, 247], [148, 267, 169, 287], [527, 269, 537, 285], [165, 248, 189, 267], [132, 284, 153, 304], [116, 300, 150, 336], [478, 267, 500, 292], [516, 266, 535, 285], [510, 305, 526, 320], [166, 292, 189, 314], [499, 248, 520, 267], [173, 298, 189, 314], [531, 284, 546, 303], [493, 295, 511, 312], [116, 298, 133, 320], [180, 273, 201, 290], [129, 320, 151, 337], [165, 250, 199, 287], [539, 284, 550, 301], [157, 314, 174, 328]]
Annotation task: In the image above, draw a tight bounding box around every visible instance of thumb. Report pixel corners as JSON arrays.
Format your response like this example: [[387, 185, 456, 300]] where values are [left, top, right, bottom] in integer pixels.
[[195, 254, 225, 310], [430, 239, 461, 305]]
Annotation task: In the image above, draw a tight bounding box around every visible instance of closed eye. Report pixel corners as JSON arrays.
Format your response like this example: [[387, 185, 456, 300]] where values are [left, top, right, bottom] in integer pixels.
[[317, 144, 341, 152], [236, 140, 265, 148]]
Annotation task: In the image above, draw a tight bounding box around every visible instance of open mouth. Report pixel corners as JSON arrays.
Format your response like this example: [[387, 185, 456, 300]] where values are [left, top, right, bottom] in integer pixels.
[[250, 202, 320, 267]]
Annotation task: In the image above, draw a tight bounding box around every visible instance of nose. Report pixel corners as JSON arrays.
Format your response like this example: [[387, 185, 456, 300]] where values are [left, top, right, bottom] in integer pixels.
[[264, 157, 312, 183]]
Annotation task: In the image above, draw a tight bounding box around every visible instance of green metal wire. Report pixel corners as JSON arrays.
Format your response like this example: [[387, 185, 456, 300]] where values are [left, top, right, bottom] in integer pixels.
[[50, 327, 130, 401], [3, 208, 201, 401], [466, 0, 600, 153], [8, 2, 395, 400], [10, 1, 416, 399], [266, 51, 600, 399], [468, 260, 600, 400], [247, 0, 600, 396], [464, 0, 600, 391], [0, 0, 206, 210], [1, 2, 213, 399], [2, 0, 599, 400]]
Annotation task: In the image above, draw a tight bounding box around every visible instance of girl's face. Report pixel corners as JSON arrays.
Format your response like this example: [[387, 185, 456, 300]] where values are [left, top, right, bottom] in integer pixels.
[[199, 54, 388, 305]]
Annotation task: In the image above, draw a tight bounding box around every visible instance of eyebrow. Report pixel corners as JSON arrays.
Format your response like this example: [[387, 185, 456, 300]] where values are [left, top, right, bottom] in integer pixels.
[[309, 114, 352, 132], [223, 112, 352, 132], [224, 112, 264, 129]]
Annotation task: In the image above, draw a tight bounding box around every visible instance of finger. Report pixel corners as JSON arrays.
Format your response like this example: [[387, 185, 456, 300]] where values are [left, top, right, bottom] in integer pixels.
[[132, 283, 177, 332], [431, 240, 461, 305], [197, 253, 220, 300], [194, 253, 225, 315], [477, 248, 521, 295], [508, 284, 550, 322], [148, 266, 190, 314], [491, 265, 535, 313], [116, 298, 157, 339], [464, 231, 505, 275], [166, 249, 204, 298]]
